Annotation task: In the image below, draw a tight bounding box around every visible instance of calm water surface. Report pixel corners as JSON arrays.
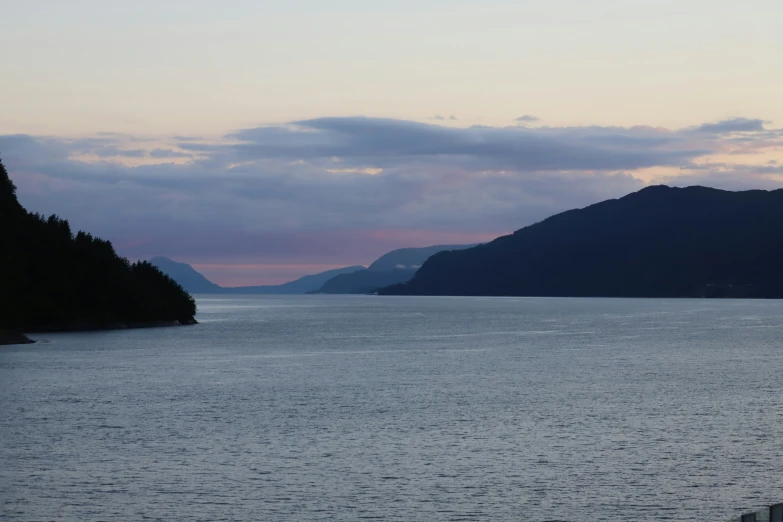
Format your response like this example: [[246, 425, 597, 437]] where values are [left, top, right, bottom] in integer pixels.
[[2, 296, 782, 521]]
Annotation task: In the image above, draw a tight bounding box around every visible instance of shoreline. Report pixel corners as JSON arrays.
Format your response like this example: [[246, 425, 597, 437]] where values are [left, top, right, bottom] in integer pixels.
[[28, 318, 199, 334], [0, 331, 36, 346], [1, 319, 198, 346]]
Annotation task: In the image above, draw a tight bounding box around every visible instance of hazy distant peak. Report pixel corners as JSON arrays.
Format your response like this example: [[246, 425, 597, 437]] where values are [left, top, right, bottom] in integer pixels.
[[368, 244, 478, 271], [148, 257, 222, 293], [150, 257, 366, 295]]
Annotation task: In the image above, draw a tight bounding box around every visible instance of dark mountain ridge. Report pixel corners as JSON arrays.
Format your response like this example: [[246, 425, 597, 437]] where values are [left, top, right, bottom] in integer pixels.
[[381, 185, 783, 297]]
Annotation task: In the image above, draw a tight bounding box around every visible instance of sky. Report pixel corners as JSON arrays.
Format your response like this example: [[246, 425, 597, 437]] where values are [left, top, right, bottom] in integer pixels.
[[2, 0, 782, 285]]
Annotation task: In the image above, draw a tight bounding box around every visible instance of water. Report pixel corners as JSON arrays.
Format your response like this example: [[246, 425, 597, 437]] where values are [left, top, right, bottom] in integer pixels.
[[2, 296, 782, 521]]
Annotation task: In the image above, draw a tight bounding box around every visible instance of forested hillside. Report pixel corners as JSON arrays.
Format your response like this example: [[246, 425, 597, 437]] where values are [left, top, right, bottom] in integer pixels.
[[0, 160, 197, 332]]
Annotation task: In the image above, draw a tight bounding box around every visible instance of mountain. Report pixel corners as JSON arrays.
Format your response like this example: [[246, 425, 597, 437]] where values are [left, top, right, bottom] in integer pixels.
[[149, 257, 364, 294], [368, 244, 479, 270], [381, 185, 783, 298], [314, 244, 477, 294], [314, 268, 418, 294], [220, 265, 365, 294], [0, 160, 197, 336], [150, 257, 222, 293]]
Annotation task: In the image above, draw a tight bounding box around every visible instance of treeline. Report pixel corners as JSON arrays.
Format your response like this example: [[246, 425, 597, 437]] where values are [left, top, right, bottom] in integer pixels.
[[0, 159, 196, 332]]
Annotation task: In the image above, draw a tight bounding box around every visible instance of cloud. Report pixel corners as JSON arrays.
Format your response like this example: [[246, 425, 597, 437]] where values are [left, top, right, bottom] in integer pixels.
[[515, 115, 540, 123], [695, 118, 766, 134], [149, 148, 193, 159], [227, 117, 706, 171], [93, 148, 147, 158], [2, 115, 781, 283]]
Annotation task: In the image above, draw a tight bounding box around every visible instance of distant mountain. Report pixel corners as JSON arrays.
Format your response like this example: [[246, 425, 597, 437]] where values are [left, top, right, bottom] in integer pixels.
[[150, 257, 364, 294], [314, 244, 477, 294], [314, 268, 418, 294], [150, 257, 222, 293], [381, 185, 783, 298], [221, 266, 365, 294], [368, 244, 479, 270]]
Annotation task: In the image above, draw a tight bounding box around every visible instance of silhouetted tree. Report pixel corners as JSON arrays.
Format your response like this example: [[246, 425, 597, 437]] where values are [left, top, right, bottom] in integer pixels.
[[0, 158, 197, 331]]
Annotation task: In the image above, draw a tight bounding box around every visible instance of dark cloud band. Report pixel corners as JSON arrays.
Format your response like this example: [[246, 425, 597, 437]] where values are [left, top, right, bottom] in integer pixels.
[[1, 116, 780, 272]]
